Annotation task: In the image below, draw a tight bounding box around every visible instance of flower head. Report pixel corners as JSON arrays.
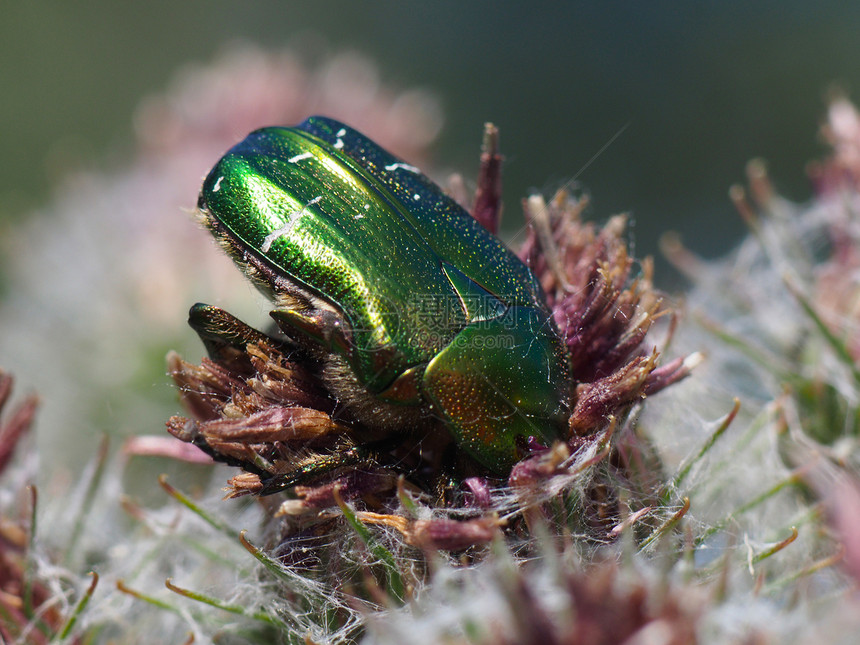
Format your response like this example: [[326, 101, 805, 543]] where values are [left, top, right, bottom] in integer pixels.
[[165, 124, 692, 555]]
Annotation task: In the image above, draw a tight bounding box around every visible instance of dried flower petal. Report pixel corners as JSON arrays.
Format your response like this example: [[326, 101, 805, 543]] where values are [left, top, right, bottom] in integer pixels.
[[358, 511, 502, 551], [570, 354, 656, 436]]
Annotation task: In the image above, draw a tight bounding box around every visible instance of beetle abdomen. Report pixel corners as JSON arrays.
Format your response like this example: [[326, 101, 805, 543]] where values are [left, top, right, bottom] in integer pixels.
[[423, 306, 571, 471]]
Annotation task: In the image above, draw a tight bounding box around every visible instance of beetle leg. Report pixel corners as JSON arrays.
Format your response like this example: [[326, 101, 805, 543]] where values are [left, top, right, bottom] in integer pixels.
[[257, 443, 385, 495], [270, 308, 353, 357], [188, 303, 290, 365]]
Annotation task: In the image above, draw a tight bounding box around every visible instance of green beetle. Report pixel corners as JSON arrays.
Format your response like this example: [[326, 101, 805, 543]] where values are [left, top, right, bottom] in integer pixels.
[[195, 116, 571, 475]]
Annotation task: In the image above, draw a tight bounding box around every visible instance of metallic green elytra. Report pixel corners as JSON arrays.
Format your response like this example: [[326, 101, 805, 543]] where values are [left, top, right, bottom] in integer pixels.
[[197, 116, 571, 473]]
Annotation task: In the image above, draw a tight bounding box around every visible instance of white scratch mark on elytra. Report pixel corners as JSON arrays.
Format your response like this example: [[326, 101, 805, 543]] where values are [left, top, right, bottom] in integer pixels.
[[260, 195, 323, 252], [333, 128, 347, 150], [384, 162, 420, 173], [288, 151, 314, 163], [212, 176, 224, 192]]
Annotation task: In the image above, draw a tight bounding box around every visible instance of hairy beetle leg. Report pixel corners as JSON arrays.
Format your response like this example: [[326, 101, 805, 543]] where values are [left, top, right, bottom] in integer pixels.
[[257, 444, 383, 495], [189, 302, 294, 363], [270, 308, 352, 357]]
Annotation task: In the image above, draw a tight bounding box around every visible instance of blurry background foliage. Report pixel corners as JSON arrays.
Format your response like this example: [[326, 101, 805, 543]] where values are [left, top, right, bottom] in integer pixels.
[[4, 1, 860, 283]]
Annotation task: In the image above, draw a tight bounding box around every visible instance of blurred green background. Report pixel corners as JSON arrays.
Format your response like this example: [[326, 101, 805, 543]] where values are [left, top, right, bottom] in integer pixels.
[[4, 1, 860, 283]]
